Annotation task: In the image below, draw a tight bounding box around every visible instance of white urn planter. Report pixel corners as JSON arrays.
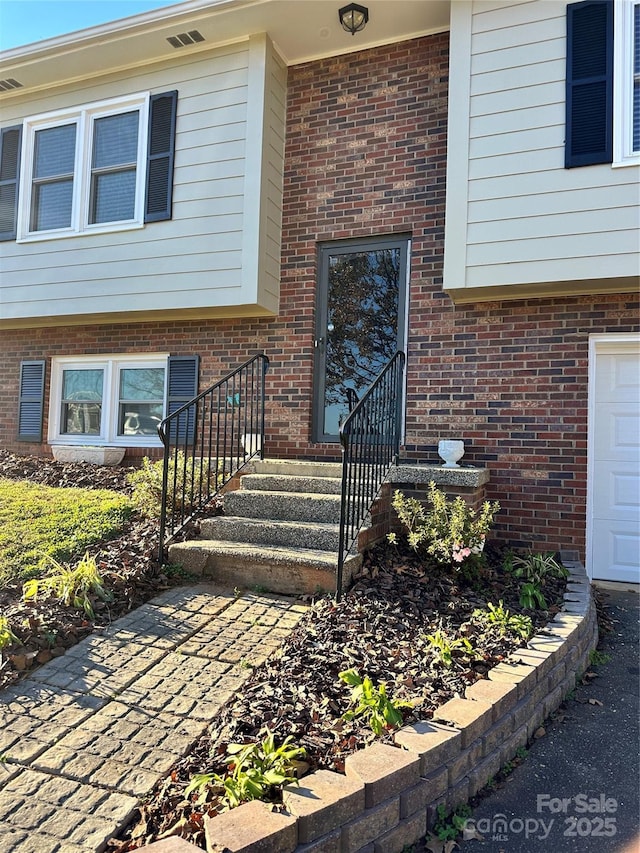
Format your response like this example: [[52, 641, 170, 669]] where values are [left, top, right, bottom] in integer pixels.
[[438, 439, 465, 468], [51, 445, 126, 466], [242, 434, 262, 456]]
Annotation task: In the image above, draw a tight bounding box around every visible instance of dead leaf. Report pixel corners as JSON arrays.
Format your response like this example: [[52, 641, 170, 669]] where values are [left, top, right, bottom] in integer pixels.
[[425, 834, 445, 853], [463, 825, 485, 841], [156, 816, 188, 840], [534, 726, 546, 739], [588, 698, 603, 706]]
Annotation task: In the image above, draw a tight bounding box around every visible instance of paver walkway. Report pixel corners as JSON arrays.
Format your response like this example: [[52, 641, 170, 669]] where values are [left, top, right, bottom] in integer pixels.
[[0, 585, 308, 853]]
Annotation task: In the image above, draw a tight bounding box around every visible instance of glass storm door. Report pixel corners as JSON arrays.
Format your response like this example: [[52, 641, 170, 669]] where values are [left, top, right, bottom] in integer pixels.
[[313, 236, 408, 442]]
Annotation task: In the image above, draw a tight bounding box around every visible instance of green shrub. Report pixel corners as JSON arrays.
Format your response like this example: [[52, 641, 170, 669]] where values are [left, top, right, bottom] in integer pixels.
[[390, 483, 500, 570], [126, 454, 222, 519], [0, 479, 132, 586]]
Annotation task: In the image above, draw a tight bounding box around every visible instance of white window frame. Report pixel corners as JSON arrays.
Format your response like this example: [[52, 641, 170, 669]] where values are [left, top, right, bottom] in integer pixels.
[[17, 92, 150, 242], [613, 0, 640, 166], [49, 354, 168, 447]]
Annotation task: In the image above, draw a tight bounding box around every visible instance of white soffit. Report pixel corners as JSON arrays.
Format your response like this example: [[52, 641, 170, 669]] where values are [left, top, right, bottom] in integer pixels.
[[0, 0, 450, 97]]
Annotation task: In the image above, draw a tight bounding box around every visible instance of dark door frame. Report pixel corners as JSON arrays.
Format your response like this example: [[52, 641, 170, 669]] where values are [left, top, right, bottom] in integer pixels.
[[312, 234, 410, 443]]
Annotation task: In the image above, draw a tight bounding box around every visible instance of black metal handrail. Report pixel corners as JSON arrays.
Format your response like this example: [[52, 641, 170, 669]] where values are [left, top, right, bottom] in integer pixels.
[[157, 353, 269, 561], [336, 350, 406, 599]]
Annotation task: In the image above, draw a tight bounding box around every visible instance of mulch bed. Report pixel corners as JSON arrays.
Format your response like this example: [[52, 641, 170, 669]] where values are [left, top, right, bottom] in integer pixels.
[[109, 542, 565, 851], [0, 449, 567, 852]]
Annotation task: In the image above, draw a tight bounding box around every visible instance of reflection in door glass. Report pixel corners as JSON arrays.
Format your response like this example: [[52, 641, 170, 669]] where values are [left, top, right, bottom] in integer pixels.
[[324, 248, 400, 435]]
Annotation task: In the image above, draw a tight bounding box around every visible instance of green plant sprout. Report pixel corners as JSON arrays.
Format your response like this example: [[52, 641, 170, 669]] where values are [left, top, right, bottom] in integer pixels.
[[510, 551, 568, 585], [473, 600, 533, 640], [519, 582, 547, 610], [0, 616, 18, 651], [432, 803, 472, 841], [589, 649, 611, 666], [424, 629, 474, 669], [339, 668, 413, 736], [184, 728, 306, 810], [22, 552, 112, 618]]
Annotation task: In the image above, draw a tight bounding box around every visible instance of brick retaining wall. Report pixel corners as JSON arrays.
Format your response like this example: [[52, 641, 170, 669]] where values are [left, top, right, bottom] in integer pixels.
[[145, 560, 597, 853]]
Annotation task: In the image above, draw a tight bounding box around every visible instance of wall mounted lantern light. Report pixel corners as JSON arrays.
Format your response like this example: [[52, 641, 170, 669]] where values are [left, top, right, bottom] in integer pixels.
[[338, 3, 369, 35]]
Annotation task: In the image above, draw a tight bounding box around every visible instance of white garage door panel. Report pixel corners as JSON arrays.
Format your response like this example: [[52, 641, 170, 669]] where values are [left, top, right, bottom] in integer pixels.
[[592, 406, 640, 460], [589, 339, 640, 583], [595, 352, 640, 401], [591, 463, 640, 522], [591, 522, 640, 584]]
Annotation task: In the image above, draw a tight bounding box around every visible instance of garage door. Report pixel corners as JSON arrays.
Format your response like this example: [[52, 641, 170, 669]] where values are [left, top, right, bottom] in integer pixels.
[[588, 337, 640, 583]]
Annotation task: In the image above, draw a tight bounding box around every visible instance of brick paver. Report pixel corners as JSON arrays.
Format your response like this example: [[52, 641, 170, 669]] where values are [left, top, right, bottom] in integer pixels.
[[0, 584, 307, 852]]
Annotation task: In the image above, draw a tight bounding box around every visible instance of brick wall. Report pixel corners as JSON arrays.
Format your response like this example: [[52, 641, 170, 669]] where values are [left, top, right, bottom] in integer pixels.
[[1, 32, 638, 558]]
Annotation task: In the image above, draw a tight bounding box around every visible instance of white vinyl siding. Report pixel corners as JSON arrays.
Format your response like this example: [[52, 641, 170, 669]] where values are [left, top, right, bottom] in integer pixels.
[[0, 34, 286, 327], [444, 0, 640, 302]]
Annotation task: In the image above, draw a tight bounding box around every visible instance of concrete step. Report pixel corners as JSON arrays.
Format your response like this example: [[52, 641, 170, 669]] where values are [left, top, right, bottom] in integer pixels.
[[223, 489, 343, 524], [250, 459, 343, 479], [167, 539, 361, 596], [200, 516, 342, 551], [239, 473, 343, 495]]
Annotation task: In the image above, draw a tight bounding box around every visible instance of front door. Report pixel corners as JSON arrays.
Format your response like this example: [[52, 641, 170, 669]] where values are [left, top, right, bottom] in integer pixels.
[[313, 236, 409, 442]]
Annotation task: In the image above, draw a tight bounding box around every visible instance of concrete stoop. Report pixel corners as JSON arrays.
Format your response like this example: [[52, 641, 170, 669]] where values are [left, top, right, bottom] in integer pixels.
[[168, 459, 362, 596]]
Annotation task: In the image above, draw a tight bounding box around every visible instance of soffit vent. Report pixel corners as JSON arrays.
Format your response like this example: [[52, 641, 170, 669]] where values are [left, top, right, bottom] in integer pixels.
[[166, 30, 205, 48], [0, 79, 23, 92]]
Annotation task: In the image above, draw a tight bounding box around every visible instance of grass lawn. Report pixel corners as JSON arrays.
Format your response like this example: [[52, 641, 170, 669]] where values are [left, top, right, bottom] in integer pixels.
[[0, 478, 133, 587]]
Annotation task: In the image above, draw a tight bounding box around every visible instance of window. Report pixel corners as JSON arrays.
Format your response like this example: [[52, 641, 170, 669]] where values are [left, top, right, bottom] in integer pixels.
[[18, 95, 148, 239], [613, 0, 640, 164], [49, 355, 169, 446], [60, 368, 104, 436], [566, 0, 640, 168], [19, 94, 147, 240], [118, 367, 165, 436], [0, 90, 177, 243]]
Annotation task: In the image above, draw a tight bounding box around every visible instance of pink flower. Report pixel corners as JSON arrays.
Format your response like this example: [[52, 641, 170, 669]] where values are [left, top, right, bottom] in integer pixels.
[[452, 546, 472, 563]]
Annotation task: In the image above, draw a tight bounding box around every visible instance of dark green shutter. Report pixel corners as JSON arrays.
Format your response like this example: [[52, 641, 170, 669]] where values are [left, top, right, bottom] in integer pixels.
[[145, 91, 177, 222], [18, 360, 45, 442], [166, 355, 199, 444], [0, 125, 22, 241], [565, 0, 613, 168]]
